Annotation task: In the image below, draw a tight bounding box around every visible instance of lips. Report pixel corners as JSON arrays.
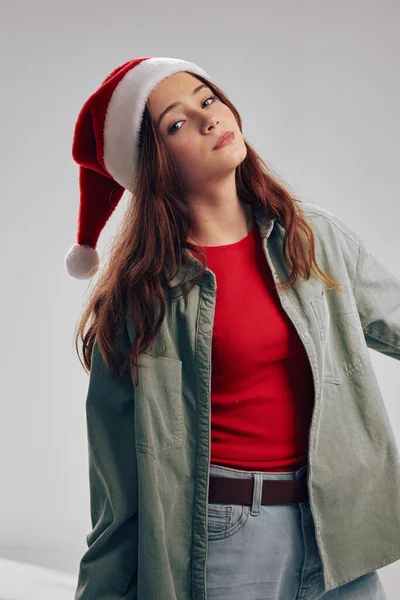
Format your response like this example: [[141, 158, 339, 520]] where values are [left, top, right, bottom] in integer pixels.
[[213, 131, 235, 149]]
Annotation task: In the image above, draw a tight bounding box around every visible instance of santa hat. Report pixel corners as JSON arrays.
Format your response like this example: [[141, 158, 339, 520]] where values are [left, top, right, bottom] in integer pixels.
[[65, 57, 213, 279]]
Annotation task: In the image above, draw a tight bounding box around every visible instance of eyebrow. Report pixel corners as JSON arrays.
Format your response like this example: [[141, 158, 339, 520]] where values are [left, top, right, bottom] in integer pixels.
[[157, 84, 209, 128]]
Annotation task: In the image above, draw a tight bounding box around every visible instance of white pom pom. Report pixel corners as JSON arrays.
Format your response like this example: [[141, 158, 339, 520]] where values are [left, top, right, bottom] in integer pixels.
[[65, 244, 99, 280]]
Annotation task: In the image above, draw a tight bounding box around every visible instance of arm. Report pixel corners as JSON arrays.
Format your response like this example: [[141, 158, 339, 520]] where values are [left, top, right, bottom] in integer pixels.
[[75, 327, 138, 599], [354, 232, 400, 360]]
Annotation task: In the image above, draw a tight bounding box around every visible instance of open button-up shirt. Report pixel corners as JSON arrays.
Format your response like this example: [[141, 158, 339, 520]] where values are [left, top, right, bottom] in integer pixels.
[[74, 201, 400, 599]]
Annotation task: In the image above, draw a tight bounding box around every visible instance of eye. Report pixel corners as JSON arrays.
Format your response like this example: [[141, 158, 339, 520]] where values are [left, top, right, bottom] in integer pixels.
[[167, 96, 216, 134]]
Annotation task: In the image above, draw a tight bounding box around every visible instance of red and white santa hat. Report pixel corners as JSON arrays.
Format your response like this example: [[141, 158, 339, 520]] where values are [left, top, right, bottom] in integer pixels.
[[65, 56, 213, 279]]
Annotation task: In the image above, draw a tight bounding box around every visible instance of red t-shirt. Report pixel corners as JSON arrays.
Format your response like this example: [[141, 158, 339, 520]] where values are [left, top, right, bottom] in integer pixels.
[[189, 223, 314, 472]]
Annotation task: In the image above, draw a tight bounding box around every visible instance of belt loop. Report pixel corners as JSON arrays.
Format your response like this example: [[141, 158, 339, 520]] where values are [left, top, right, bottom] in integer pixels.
[[250, 473, 262, 516]]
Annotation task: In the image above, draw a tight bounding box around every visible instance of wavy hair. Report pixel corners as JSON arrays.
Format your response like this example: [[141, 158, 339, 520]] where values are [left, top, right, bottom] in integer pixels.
[[74, 71, 342, 387]]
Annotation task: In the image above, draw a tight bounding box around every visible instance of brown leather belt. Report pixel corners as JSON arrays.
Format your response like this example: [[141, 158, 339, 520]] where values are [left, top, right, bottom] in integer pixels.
[[208, 474, 309, 505]]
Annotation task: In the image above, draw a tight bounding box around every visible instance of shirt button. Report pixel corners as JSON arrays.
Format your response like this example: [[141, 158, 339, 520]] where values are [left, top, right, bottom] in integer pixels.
[[201, 323, 212, 333], [196, 523, 206, 534], [302, 331, 309, 338], [198, 456, 208, 466]]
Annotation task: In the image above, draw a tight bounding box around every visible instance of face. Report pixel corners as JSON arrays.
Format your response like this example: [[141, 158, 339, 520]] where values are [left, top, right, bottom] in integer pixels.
[[147, 72, 247, 192]]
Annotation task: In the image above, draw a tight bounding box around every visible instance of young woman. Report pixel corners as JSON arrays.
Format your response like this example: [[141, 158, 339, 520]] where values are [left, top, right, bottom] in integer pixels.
[[66, 57, 399, 599]]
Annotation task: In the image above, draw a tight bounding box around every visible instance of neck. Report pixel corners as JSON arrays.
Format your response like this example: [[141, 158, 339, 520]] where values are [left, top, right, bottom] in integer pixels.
[[187, 202, 254, 247]]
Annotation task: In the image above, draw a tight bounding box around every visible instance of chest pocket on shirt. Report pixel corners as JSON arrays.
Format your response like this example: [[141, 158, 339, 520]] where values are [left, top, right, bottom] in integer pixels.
[[310, 284, 369, 385], [135, 355, 184, 455]]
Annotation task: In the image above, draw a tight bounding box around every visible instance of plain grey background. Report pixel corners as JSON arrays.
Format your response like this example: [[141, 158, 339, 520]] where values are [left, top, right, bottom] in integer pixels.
[[1, 0, 399, 597]]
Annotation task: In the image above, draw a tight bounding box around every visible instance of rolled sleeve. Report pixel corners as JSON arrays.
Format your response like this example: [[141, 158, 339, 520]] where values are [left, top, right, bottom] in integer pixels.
[[354, 233, 400, 360]]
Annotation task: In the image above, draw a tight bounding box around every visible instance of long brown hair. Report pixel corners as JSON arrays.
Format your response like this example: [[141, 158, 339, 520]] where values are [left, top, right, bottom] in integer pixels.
[[73, 71, 342, 387]]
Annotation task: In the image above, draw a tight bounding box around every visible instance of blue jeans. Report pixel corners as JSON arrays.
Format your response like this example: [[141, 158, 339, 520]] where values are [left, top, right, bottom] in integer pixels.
[[206, 463, 388, 599]]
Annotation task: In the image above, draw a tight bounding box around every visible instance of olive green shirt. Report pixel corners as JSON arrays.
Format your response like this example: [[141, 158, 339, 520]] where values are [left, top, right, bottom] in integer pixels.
[[74, 202, 400, 598]]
